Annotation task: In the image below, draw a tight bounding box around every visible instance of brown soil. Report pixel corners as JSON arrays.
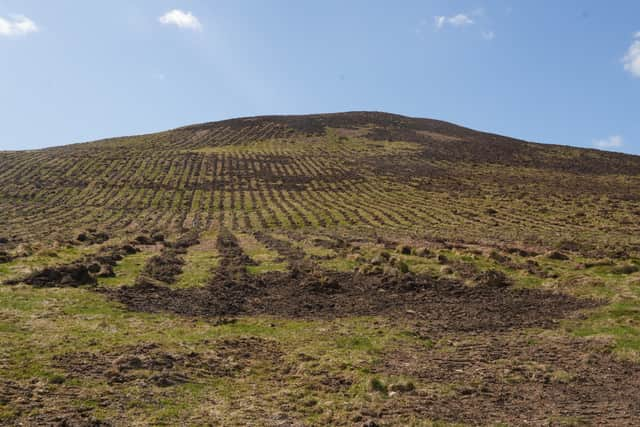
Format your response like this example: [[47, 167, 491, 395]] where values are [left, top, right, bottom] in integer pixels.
[[108, 271, 598, 333], [19, 264, 96, 288], [374, 332, 640, 425], [4, 244, 140, 287], [137, 249, 185, 285], [253, 231, 307, 263], [0, 250, 12, 264], [53, 337, 283, 387], [0, 380, 112, 426], [3, 338, 283, 426], [214, 229, 258, 282], [107, 230, 599, 335], [77, 231, 110, 245]]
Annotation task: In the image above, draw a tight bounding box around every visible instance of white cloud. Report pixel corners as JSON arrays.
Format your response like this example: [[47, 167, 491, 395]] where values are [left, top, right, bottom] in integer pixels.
[[0, 15, 39, 37], [482, 30, 495, 40], [434, 13, 474, 30], [593, 135, 623, 149], [158, 9, 202, 31], [623, 32, 640, 78]]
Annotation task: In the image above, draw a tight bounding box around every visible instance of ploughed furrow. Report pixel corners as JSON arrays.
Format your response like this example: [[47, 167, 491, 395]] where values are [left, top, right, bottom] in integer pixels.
[[289, 188, 328, 228], [211, 228, 257, 282], [256, 183, 282, 229], [358, 180, 433, 227], [263, 182, 294, 228], [108, 228, 599, 324], [275, 188, 314, 228], [282, 160, 329, 227], [229, 164, 239, 230], [0, 152, 26, 182], [215, 154, 227, 225], [346, 181, 408, 228], [243, 156, 276, 227], [204, 156, 220, 229], [324, 182, 380, 228], [252, 231, 307, 264], [107, 228, 259, 318], [2, 113, 640, 255], [312, 188, 360, 227], [134, 233, 200, 286]]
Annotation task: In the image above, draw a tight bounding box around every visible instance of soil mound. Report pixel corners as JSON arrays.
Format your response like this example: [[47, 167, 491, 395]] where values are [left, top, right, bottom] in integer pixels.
[[137, 249, 184, 284], [22, 264, 95, 287]]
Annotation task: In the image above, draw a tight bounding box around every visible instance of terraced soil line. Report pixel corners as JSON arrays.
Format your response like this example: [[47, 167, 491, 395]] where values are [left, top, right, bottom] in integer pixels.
[[252, 231, 306, 263], [109, 264, 598, 328], [214, 228, 257, 282], [108, 231, 599, 332]]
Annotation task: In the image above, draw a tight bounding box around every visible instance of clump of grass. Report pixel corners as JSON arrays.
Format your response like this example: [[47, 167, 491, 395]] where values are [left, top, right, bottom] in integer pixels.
[[550, 369, 574, 384], [611, 264, 639, 275], [369, 377, 387, 394], [173, 238, 219, 288]]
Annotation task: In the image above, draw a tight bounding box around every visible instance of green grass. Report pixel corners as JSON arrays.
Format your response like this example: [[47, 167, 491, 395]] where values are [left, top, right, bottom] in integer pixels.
[[236, 233, 288, 274], [174, 239, 219, 288], [98, 250, 155, 288], [569, 301, 640, 356], [0, 280, 440, 424], [319, 257, 357, 272]]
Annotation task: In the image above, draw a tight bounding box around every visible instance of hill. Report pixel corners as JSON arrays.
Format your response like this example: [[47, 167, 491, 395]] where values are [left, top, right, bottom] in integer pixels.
[[1, 112, 639, 251], [1, 112, 640, 425]]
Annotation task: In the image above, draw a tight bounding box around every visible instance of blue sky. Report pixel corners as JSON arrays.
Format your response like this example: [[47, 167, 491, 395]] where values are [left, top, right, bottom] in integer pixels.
[[1, 1, 639, 154]]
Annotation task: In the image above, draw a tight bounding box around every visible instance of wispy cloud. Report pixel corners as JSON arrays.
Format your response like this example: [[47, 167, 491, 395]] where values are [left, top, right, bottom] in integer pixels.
[[158, 9, 202, 31], [0, 14, 38, 37], [482, 30, 495, 41], [593, 135, 623, 149], [623, 32, 640, 78], [434, 14, 474, 30]]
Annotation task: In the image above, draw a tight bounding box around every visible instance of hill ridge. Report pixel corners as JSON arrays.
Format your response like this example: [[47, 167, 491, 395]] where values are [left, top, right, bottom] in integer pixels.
[[0, 111, 638, 255]]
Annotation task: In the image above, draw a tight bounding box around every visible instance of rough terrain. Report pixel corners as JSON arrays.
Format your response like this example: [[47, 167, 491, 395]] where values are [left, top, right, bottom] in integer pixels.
[[1, 112, 640, 426]]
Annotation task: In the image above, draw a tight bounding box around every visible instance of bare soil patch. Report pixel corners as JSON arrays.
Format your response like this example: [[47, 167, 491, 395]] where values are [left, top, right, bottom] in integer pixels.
[[107, 271, 598, 334], [375, 333, 640, 425], [106, 230, 599, 335], [54, 337, 283, 387], [0, 379, 112, 426]]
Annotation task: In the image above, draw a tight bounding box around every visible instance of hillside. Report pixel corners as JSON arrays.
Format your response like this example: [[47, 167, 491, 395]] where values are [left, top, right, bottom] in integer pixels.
[[2, 112, 640, 425], [1, 112, 639, 252]]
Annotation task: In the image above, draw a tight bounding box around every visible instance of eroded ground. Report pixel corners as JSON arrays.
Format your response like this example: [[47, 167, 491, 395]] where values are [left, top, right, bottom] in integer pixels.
[[2, 227, 640, 426]]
